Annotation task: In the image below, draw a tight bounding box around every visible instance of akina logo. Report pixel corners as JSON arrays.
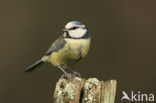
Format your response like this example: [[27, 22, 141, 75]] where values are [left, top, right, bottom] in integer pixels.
[[121, 91, 155, 102]]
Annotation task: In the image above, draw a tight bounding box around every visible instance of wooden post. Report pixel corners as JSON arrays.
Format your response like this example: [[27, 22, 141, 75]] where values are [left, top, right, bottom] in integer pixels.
[[54, 74, 117, 103]]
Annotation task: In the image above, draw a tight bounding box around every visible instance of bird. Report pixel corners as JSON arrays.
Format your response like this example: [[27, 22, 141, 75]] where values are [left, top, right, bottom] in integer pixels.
[[25, 21, 91, 75]]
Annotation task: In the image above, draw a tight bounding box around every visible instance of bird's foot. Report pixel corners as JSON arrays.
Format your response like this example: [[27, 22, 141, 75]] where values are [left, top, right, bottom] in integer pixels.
[[61, 73, 74, 81], [73, 71, 81, 78]]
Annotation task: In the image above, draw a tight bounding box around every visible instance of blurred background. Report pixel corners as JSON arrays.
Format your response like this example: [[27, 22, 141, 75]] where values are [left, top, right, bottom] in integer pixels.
[[0, 0, 156, 103]]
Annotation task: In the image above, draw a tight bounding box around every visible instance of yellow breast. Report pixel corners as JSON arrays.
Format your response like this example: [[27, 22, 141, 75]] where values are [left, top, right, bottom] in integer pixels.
[[49, 38, 91, 68]]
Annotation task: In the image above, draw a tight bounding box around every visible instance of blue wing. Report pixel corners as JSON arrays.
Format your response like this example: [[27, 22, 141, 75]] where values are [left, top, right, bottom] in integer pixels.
[[45, 36, 66, 55]]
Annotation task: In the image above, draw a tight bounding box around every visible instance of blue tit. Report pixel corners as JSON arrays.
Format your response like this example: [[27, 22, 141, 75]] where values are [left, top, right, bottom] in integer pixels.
[[25, 21, 91, 75]]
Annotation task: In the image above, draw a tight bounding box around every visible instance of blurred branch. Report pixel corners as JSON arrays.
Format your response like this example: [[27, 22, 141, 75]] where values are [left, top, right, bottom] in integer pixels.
[[54, 74, 117, 103]]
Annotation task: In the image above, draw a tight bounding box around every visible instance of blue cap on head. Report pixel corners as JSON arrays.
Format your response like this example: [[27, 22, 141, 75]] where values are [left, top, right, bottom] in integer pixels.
[[70, 21, 83, 25]]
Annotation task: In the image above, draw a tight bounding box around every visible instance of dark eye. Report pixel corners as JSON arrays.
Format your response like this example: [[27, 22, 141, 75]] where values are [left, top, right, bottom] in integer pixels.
[[70, 26, 78, 30]]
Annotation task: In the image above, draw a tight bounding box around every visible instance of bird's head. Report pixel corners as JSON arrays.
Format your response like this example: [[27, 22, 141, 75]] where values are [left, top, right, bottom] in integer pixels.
[[63, 21, 89, 39]]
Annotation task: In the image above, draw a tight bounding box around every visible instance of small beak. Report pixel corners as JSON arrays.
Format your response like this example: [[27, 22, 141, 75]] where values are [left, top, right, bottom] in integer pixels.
[[62, 28, 68, 32]]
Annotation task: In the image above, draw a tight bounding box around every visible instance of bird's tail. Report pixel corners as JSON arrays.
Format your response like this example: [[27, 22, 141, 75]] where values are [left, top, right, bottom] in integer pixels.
[[25, 59, 44, 72]]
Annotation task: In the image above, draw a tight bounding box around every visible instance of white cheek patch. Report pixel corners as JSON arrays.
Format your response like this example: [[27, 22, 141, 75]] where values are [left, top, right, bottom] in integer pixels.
[[69, 28, 87, 38]]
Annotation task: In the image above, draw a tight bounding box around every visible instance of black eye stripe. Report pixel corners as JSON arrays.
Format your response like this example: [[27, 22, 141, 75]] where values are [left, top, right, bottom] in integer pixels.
[[69, 26, 78, 30]]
